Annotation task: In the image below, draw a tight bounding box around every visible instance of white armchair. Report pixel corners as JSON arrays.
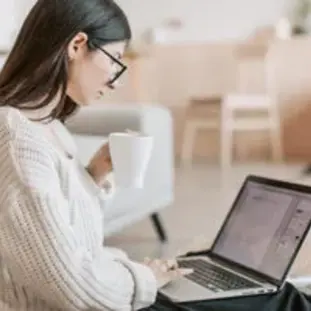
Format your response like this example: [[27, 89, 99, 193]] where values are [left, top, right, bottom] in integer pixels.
[[65, 103, 174, 242]]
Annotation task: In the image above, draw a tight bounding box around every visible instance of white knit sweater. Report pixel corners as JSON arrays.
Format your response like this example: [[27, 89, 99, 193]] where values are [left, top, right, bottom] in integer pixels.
[[0, 107, 157, 311]]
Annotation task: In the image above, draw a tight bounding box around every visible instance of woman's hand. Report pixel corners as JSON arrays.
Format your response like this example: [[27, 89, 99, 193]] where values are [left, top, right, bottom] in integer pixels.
[[86, 142, 113, 185], [143, 258, 193, 289]]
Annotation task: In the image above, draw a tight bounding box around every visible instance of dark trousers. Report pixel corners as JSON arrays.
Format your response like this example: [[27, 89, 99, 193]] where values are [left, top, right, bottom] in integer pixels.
[[141, 250, 311, 311], [142, 282, 311, 311]]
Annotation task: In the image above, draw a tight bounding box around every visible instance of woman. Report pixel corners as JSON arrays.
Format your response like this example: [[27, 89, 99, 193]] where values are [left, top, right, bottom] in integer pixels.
[[0, 1, 190, 310]]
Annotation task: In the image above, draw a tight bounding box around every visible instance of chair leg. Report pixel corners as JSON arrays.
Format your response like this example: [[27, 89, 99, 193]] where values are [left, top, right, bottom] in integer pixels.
[[181, 122, 197, 165], [220, 105, 233, 173], [271, 125, 283, 162], [220, 127, 232, 170], [150, 213, 168, 243], [220, 122, 233, 172]]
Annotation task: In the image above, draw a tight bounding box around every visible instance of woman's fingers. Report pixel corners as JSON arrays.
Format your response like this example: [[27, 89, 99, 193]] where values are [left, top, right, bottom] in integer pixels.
[[178, 268, 194, 276], [144, 257, 193, 278], [165, 259, 179, 270], [143, 257, 194, 288], [168, 268, 194, 281]]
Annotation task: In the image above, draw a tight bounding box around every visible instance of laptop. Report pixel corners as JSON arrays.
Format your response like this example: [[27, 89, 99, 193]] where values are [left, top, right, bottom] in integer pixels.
[[160, 175, 311, 302]]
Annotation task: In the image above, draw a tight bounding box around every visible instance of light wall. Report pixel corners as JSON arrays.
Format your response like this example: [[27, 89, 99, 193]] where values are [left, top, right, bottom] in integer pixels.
[[117, 0, 288, 43], [0, 0, 35, 49], [2, 0, 290, 47], [0, 1, 18, 48]]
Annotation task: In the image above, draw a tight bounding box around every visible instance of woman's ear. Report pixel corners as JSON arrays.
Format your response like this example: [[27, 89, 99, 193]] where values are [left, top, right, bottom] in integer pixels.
[[67, 32, 89, 61]]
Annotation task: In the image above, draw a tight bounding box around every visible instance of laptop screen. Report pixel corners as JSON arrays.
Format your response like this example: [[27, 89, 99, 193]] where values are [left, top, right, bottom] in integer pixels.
[[212, 179, 311, 282]]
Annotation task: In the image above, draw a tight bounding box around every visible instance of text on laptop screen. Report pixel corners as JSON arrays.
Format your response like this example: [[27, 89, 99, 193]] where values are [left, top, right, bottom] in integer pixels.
[[212, 180, 311, 281]]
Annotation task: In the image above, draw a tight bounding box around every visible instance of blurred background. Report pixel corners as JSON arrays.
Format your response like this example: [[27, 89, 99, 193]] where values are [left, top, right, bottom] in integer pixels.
[[3, 0, 311, 164], [4, 0, 311, 276]]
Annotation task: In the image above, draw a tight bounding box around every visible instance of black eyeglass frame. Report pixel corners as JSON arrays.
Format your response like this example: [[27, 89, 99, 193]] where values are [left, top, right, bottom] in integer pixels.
[[90, 42, 127, 85]]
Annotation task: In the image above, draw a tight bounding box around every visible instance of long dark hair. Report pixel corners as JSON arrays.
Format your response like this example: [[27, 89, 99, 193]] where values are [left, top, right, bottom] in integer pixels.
[[0, 0, 131, 122]]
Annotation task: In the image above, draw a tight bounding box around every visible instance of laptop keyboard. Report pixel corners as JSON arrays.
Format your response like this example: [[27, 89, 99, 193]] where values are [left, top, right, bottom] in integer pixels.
[[178, 259, 259, 292]]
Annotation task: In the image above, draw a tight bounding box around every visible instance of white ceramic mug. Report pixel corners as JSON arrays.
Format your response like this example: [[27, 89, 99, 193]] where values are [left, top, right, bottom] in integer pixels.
[[108, 132, 153, 188]]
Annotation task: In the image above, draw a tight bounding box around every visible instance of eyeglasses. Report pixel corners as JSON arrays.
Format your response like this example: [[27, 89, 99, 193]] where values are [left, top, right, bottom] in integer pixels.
[[91, 42, 127, 86]]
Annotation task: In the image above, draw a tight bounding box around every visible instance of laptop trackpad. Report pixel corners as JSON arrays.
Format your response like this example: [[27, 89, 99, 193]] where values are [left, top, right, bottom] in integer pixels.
[[161, 277, 215, 302]]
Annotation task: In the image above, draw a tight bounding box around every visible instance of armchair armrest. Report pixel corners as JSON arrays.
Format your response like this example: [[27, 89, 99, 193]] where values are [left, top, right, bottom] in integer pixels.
[[66, 104, 174, 195]]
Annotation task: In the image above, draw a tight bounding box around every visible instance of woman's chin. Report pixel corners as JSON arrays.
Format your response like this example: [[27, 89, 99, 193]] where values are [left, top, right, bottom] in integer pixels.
[[67, 92, 104, 106], [66, 91, 92, 106], [94, 93, 105, 102], [74, 97, 95, 107]]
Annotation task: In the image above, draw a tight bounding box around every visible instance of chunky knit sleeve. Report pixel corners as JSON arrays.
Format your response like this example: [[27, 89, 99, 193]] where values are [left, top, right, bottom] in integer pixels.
[[0, 112, 157, 311]]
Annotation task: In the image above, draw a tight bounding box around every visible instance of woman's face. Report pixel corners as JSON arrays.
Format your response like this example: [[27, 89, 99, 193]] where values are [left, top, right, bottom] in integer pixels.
[[66, 32, 126, 106]]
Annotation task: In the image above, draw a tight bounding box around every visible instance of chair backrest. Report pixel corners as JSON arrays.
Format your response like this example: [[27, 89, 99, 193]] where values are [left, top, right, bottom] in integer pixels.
[[263, 42, 281, 97], [234, 43, 268, 94]]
